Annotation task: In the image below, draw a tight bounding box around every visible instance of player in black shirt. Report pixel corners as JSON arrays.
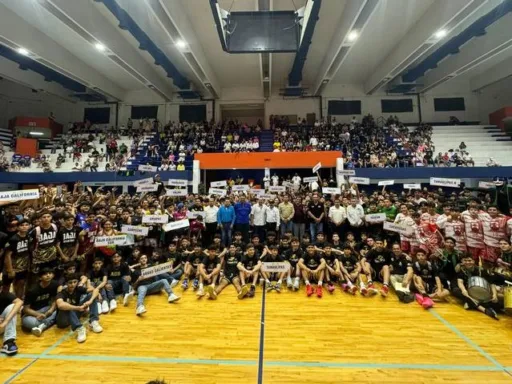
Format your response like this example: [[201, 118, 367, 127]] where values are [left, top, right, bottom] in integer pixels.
[[239, 244, 262, 297], [283, 238, 303, 291], [3, 219, 31, 298], [87, 258, 111, 314], [298, 244, 326, 298], [389, 243, 414, 303], [22, 268, 58, 337], [0, 291, 23, 355], [56, 213, 80, 267], [338, 245, 361, 295], [320, 244, 341, 293], [197, 246, 224, 298], [181, 245, 208, 290], [105, 253, 133, 307], [362, 239, 391, 297], [163, 243, 184, 287], [261, 245, 286, 292], [31, 211, 59, 275], [412, 250, 449, 308]]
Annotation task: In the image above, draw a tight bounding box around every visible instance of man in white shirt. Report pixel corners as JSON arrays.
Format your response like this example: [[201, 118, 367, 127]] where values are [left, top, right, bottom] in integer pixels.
[[328, 199, 347, 238], [203, 199, 219, 245], [265, 200, 280, 234], [292, 173, 301, 192], [250, 199, 267, 240], [271, 174, 279, 186], [263, 176, 270, 190], [309, 136, 318, 147], [346, 197, 365, 239]]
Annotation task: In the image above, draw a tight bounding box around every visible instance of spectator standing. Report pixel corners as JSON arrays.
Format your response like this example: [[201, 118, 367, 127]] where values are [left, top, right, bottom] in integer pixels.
[[328, 199, 347, 238], [307, 193, 325, 240], [346, 197, 365, 239], [217, 199, 235, 246], [265, 200, 280, 235], [292, 196, 307, 240], [250, 198, 267, 241], [278, 195, 295, 237], [234, 195, 251, 243]]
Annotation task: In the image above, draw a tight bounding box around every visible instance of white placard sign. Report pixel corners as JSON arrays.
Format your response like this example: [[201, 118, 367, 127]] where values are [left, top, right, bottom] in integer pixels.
[[163, 219, 190, 232], [0, 189, 40, 202], [349, 177, 370, 185], [378, 180, 394, 186], [141, 261, 173, 278], [365, 213, 386, 223], [209, 188, 227, 196], [142, 215, 169, 224], [313, 162, 322, 173], [136, 184, 158, 193], [337, 170, 356, 176], [261, 194, 276, 200], [323, 187, 341, 194], [303, 176, 318, 183], [138, 164, 157, 172], [232, 185, 250, 192], [250, 189, 265, 196], [404, 183, 421, 190], [186, 211, 202, 219], [261, 262, 290, 272], [383, 221, 413, 236], [166, 189, 188, 197], [211, 180, 227, 188], [269, 186, 286, 193], [478, 181, 496, 189], [282, 181, 293, 188], [133, 177, 154, 187], [94, 235, 129, 247], [121, 225, 149, 236], [168, 179, 188, 187], [430, 177, 461, 188]]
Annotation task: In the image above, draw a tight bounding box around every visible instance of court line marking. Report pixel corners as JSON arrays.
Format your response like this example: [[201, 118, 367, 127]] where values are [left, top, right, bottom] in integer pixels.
[[429, 309, 506, 370], [4, 357, 39, 384], [257, 283, 266, 384], [1, 353, 508, 371]]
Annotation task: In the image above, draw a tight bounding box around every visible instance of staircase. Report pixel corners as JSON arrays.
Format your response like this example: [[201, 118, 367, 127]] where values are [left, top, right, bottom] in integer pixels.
[[431, 125, 512, 166], [259, 130, 274, 152], [0, 128, 12, 147]]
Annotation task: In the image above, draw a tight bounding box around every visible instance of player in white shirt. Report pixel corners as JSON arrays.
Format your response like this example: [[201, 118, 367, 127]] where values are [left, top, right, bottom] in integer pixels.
[[394, 205, 415, 253], [440, 210, 467, 253], [479, 206, 509, 262], [461, 206, 485, 262]]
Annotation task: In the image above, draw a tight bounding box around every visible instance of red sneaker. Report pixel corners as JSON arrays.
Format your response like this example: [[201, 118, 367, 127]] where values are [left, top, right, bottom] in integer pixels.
[[316, 285, 323, 298], [422, 297, 434, 309], [327, 283, 335, 293], [341, 283, 349, 292], [368, 284, 378, 295], [306, 284, 313, 297], [360, 286, 368, 296], [350, 286, 358, 295], [415, 293, 424, 306], [380, 285, 389, 297]]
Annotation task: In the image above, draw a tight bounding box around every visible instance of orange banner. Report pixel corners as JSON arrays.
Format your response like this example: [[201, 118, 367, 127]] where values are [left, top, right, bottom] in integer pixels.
[[195, 151, 341, 170], [16, 138, 38, 157]]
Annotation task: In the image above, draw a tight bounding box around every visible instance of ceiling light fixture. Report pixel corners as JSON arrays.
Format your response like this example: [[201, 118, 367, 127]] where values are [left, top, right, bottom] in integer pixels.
[[17, 47, 29, 55], [347, 30, 358, 42], [175, 39, 187, 49], [434, 29, 447, 39], [29, 132, 44, 136], [94, 43, 106, 52]]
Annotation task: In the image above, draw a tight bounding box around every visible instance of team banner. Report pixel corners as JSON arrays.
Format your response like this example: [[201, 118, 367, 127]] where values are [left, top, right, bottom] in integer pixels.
[[142, 215, 169, 224], [232, 185, 250, 192], [349, 177, 370, 185], [323, 187, 341, 194], [136, 184, 158, 193], [261, 262, 290, 272], [121, 225, 149, 236], [141, 261, 173, 278], [478, 181, 496, 189], [269, 186, 286, 193], [378, 180, 394, 186], [168, 179, 188, 187], [166, 189, 188, 197], [211, 180, 227, 188], [303, 176, 318, 183], [0, 189, 40, 202], [250, 189, 265, 196], [133, 177, 154, 187], [383, 221, 413, 236], [404, 183, 421, 190], [430, 177, 461, 188], [186, 211, 202, 219], [138, 165, 157, 172], [365, 213, 386, 223], [94, 235, 129, 247], [163, 219, 190, 232], [261, 194, 276, 200], [337, 170, 356, 176], [209, 188, 227, 196], [313, 162, 322, 173]]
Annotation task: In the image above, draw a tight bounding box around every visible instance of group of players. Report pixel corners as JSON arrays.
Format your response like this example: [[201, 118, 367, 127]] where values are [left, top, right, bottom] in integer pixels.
[[0, 181, 512, 356]]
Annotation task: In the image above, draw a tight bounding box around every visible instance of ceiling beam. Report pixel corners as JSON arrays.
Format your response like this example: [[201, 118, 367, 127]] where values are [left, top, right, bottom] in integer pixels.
[[470, 52, 512, 91]]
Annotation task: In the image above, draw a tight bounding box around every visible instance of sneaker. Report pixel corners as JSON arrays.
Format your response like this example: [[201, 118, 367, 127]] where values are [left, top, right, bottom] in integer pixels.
[[306, 284, 313, 297], [403, 293, 415, 303], [463, 302, 470, 310], [247, 285, 255, 298], [109, 299, 117, 311], [237, 285, 250, 299], [192, 278, 199, 290], [181, 279, 189, 290], [204, 285, 214, 300], [316, 285, 323, 298], [170, 279, 179, 288], [360, 286, 368, 296], [31, 323, 47, 337], [274, 283, 281, 293], [89, 320, 103, 333], [76, 326, 87, 343], [196, 288, 205, 297], [380, 285, 389, 297], [415, 294, 425, 306], [123, 291, 134, 306], [266, 283, 274, 292], [286, 277, 293, 289], [1, 340, 18, 356], [368, 284, 378, 295], [485, 307, 499, 320], [341, 283, 349, 292], [396, 290, 406, 303], [101, 301, 109, 314], [168, 293, 181, 303], [293, 277, 300, 291], [136, 305, 147, 316], [422, 297, 434, 309], [327, 283, 335, 293], [350, 286, 358, 295]]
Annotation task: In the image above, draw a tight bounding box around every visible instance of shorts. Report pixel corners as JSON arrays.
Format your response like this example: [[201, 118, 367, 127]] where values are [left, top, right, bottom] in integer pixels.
[[484, 246, 500, 263], [2, 270, 28, 285], [223, 272, 239, 284], [467, 247, 486, 262], [400, 240, 410, 253]]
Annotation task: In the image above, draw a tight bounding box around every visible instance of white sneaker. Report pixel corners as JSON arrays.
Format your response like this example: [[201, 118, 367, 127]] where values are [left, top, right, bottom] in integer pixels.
[[109, 299, 118, 311], [96, 302, 102, 315], [101, 301, 109, 314], [286, 277, 293, 288], [168, 293, 181, 303], [89, 320, 103, 333], [31, 323, 47, 337], [76, 326, 87, 343], [136, 305, 147, 316], [293, 277, 300, 290], [123, 291, 134, 306], [170, 279, 179, 288], [196, 288, 205, 297]]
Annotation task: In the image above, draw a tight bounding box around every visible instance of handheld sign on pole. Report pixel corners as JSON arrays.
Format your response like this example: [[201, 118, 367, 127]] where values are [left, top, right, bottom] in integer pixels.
[[186, 211, 202, 219], [313, 162, 322, 173], [383, 221, 413, 236], [261, 262, 290, 272], [136, 184, 158, 193], [430, 177, 461, 188], [337, 170, 355, 176], [133, 177, 154, 187], [94, 235, 129, 247], [166, 189, 188, 197], [323, 187, 341, 194], [232, 185, 250, 192], [168, 179, 188, 187], [163, 219, 190, 232], [250, 189, 265, 196], [349, 177, 370, 185], [121, 225, 149, 236], [261, 194, 276, 200], [303, 176, 318, 183], [378, 180, 394, 186], [404, 183, 421, 190], [478, 181, 496, 189], [365, 213, 386, 223], [0, 189, 39, 202], [209, 188, 226, 196], [142, 215, 169, 224], [269, 186, 286, 193], [211, 180, 227, 188], [138, 164, 157, 172], [141, 262, 173, 278]]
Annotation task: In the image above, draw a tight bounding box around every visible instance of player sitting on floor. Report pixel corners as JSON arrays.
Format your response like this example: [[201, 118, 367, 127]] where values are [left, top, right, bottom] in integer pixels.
[[361, 238, 391, 297], [412, 250, 449, 309], [298, 244, 325, 298], [238, 244, 262, 297], [261, 245, 286, 292], [283, 237, 303, 291], [338, 244, 361, 295]]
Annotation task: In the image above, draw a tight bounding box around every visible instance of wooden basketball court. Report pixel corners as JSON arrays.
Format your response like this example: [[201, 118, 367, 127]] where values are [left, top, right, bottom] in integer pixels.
[[2, 285, 512, 383]]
